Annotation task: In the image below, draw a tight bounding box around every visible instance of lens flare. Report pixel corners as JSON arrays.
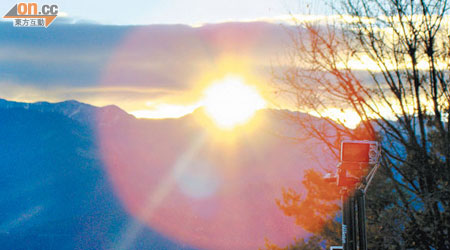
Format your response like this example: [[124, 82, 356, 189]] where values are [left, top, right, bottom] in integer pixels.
[[98, 28, 307, 250]]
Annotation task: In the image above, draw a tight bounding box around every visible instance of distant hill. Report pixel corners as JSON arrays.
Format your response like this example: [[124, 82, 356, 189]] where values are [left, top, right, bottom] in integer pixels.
[[0, 99, 195, 250], [0, 99, 337, 250]]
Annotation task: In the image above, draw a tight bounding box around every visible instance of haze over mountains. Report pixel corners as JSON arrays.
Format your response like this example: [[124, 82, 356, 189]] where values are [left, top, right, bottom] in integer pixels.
[[0, 98, 336, 250]]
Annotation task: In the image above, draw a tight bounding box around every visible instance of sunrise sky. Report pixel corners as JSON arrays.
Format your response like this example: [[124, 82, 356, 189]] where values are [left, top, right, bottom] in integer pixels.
[[2, 1, 447, 130], [0, 0, 335, 122]]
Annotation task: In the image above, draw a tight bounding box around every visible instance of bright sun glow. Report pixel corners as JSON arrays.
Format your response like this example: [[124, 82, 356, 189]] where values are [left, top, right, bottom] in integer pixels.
[[202, 76, 266, 129], [321, 108, 362, 129]]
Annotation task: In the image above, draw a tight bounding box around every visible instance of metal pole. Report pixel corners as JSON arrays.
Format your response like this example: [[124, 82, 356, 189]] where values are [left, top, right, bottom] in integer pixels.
[[356, 189, 367, 250], [342, 189, 349, 250], [349, 195, 357, 250], [341, 189, 356, 250]]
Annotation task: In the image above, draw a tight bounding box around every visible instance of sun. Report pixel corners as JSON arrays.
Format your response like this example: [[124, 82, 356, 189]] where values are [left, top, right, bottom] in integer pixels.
[[201, 75, 266, 129]]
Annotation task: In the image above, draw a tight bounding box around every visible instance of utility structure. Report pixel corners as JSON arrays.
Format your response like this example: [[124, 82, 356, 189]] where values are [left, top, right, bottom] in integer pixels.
[[325, 140, 381, 250]]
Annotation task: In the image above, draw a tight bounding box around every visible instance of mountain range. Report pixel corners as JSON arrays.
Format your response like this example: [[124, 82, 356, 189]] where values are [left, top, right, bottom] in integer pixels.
[[0, 98, 336, 250]]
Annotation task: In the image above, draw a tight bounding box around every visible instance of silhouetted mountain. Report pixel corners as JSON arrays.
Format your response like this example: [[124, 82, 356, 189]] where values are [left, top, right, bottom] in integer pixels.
[[0, 98, 336, 250], [0, 99, 195, 250]]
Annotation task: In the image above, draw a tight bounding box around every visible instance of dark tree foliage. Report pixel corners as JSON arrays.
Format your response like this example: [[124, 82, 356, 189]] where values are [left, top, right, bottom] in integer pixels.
[[269, 0, 450, 249]]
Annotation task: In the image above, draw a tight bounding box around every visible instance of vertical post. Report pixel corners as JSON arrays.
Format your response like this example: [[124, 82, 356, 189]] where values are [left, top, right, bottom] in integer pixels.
[[341, 190, 348, 250], [341, 189, 356, 250], [356, 189, 367, 250], [342, 188, 357, 250], [349, 195, 357, 250]]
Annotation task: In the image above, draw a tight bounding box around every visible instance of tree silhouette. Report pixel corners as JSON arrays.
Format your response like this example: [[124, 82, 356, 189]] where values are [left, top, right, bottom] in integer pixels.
[[271, 0, 450, 248]]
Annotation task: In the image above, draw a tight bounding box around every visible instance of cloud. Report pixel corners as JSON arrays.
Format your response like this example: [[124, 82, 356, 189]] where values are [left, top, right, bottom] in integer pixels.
[[0, 21, 290, 114], [0, 21, 127, 86]]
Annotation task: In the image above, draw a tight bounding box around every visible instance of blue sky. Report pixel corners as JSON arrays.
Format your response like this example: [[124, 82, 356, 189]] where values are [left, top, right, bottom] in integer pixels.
[[1, 0, 327, 25]]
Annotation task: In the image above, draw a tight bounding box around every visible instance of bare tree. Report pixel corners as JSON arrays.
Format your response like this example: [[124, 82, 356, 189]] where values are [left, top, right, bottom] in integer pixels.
[[273, 0, 450, 248]]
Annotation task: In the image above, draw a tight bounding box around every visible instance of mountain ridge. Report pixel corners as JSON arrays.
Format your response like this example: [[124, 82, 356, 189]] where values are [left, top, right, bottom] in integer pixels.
[[0, 97, 337, 250]]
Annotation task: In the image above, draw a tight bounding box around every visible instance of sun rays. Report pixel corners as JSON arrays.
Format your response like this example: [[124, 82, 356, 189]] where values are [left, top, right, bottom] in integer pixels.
[[201, 75, 266, 130]]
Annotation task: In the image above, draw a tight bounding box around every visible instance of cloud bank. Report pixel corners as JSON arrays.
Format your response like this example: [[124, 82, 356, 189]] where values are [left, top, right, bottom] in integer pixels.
[[0, 20, 290, 116]]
